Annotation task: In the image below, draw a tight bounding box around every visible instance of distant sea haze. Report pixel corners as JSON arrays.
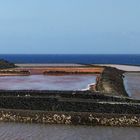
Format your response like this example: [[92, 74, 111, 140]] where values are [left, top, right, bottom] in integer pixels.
[[0, 54, 140, 65]]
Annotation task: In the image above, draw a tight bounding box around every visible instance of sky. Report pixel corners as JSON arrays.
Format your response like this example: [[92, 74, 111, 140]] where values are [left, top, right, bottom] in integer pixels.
[[0, 0, 140, 54]]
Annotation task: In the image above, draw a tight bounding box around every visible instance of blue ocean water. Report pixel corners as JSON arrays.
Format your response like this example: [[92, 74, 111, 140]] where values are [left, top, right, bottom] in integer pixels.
[[0, 54, 140, 65]]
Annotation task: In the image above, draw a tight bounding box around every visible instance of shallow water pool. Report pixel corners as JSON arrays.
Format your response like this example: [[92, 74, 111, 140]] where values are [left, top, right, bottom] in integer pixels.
[[0, 75, 96, 90], [124, 72, 140, 99]]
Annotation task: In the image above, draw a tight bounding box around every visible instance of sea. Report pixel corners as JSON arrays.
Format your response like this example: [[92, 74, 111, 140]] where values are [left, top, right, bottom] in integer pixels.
[[0, 54, 140, 140], [0, 54, 140, 65]]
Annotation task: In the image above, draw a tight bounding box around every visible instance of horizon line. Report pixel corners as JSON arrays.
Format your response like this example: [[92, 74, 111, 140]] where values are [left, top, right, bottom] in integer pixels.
[[0, 54, 140, 55]]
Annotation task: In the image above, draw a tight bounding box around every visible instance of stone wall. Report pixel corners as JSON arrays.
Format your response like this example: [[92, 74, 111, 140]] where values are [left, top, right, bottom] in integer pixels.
[[0, 109, 140, 127], [0, 90, 139, 103], [0, 96, 140, 114], [0, 90, 139, 127]]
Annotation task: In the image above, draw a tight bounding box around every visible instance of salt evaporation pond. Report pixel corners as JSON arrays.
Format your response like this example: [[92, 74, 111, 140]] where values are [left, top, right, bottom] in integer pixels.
[[124, 72, 140, 99], [0, 123, 140, 140], [0, 75, 96, 90]]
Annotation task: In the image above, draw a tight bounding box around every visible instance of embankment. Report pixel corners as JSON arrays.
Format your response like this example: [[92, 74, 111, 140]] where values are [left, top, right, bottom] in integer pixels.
[[0, 70, 30, 76], [95, 67, 128, 96]]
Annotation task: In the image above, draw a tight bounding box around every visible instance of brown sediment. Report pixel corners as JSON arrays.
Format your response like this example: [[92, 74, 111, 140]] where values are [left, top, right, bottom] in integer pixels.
[[43, 71, 99, 75], [0, 66, 103, 77], [14, 66, 104, 75], [0, 70, 30, 76]]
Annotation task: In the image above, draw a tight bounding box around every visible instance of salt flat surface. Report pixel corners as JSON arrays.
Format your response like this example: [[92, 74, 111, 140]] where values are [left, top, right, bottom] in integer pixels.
[[16, 63, 85, 67], [17, 64, 140, 71], [96, 64, 140, 71]]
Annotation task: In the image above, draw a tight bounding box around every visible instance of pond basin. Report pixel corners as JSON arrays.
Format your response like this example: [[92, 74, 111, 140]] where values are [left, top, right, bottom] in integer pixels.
[[124, 72, 140, 99], [0, 75, 96, 91]]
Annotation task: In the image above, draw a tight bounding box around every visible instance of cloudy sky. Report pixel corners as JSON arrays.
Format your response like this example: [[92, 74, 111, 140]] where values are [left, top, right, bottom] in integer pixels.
[[0, 0, 140, 54]]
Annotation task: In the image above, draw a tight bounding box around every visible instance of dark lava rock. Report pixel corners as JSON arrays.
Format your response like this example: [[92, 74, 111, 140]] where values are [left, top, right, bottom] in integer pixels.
[[0, 59, 17, 69], [96, 66, 128, 96]]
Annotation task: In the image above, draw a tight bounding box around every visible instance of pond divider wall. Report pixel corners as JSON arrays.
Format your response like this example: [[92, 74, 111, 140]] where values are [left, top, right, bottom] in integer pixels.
[[95, 67, 128, 96], [1, 109, 140, 127], [0, 90, 139, 126]]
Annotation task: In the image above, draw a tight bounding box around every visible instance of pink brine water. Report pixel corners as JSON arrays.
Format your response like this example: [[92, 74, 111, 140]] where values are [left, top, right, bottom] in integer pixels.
[[0, 75, 96, 90]]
